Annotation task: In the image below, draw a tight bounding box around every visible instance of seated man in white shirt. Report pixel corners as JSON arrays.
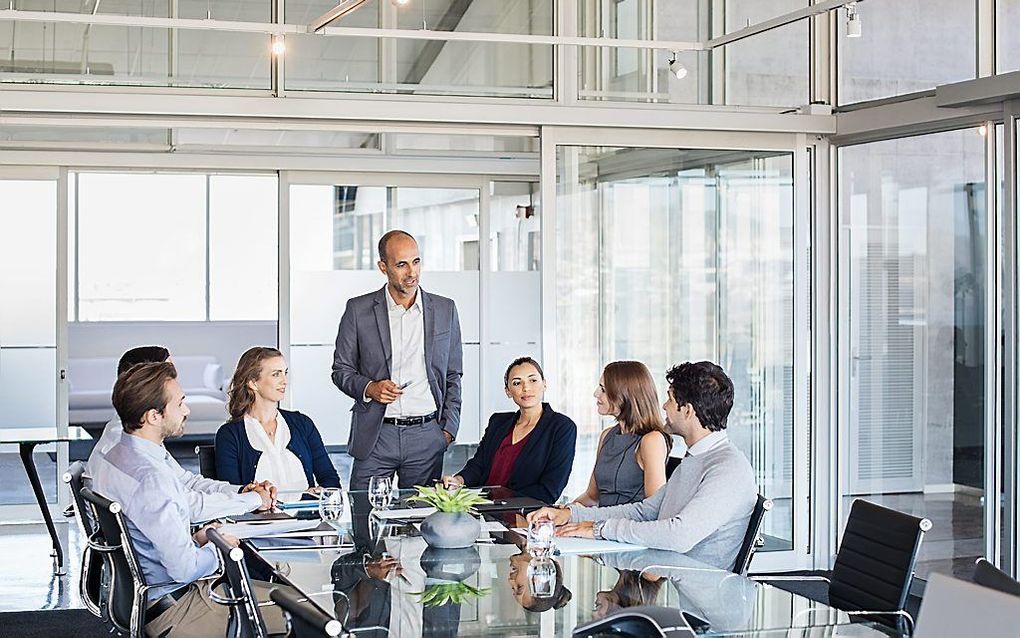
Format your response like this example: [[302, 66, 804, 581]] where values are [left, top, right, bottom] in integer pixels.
[[528, 361, 757, 571], [87, 345, 275, 522], [91, 361, 286, 638]]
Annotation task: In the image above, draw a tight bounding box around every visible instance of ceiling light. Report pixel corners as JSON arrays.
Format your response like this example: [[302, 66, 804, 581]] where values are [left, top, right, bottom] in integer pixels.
[[271, 35, 286, 56], [391, 0, 410, 5], [978, 125, 988, 137], [846, 3, 862, 38], [668, 52, 688, 80]]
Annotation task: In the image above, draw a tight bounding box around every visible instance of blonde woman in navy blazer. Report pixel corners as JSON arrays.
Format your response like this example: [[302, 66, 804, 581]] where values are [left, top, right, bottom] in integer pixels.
[[215, 347, 340, 491], [442, 357, 576, 503]]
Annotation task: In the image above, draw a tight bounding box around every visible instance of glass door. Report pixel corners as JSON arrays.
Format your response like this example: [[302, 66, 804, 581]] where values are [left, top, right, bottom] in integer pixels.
[[545, 129, 809, 569]]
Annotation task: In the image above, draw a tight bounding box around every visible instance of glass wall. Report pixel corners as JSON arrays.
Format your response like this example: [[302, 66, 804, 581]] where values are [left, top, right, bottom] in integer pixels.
[[999, 0, 1020, 73], [0, 175, 58, 505], [838, 0, 975, 105], [838, 129, 988, 579], [285, 0, 553, 98], [555, 145, 796, 548]]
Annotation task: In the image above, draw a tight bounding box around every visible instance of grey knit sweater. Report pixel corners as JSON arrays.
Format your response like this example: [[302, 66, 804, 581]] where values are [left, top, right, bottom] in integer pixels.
[[568, 432, 757, 571]]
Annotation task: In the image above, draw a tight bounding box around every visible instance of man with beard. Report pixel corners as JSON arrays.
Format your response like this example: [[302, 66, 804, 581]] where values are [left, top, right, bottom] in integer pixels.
[[90, 362, 281, 637], [332, 229, 464, 489]]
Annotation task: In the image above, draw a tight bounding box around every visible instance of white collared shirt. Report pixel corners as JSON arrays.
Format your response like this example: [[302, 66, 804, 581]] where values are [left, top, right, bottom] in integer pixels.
[[382, 288, 438, 418], [685, 430, 729, 456], [244, 412, 309, 492]]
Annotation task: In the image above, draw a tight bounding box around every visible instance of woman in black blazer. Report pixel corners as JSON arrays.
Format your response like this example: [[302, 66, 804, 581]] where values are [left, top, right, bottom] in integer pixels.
[[442, 357, 576, 503]]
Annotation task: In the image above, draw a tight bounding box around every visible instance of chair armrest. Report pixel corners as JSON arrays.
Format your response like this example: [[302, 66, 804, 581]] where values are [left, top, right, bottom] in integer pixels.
[[207, 579, 244, 607], [86, 530, 121, 553], [750, 574, 832, 584], [844, 609, 915, 634]]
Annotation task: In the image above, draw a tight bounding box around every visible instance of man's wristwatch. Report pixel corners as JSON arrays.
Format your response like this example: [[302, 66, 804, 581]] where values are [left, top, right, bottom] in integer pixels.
[[592, 520, 607, 540]]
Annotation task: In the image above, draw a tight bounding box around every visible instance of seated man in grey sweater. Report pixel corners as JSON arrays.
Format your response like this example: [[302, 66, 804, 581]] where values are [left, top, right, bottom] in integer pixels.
[[528, 361, 756, 571]]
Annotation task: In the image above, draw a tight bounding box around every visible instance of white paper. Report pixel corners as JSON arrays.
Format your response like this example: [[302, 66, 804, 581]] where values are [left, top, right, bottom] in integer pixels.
[[510, 528, 645, 555], [481, 521, 508, 533], [217, 520, 323, 539], [371, 507, 436, 520]]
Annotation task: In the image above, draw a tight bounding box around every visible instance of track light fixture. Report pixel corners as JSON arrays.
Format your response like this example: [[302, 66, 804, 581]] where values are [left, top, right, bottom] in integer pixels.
[[846, 2, 862, 38], [271, 35, 286, 55], [668, 51, 688, 80]]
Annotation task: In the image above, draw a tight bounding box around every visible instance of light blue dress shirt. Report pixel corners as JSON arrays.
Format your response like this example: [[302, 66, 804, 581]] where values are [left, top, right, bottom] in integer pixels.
[[87, 417, 260, 523], [91, 433, 223, 600]]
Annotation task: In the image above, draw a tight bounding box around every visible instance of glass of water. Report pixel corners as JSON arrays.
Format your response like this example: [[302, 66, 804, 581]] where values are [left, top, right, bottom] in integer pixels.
[[319, 487, 345, 529], [527, 517, 556, 558], [527, 556, 557, 599], [368, 475, 394, 510]]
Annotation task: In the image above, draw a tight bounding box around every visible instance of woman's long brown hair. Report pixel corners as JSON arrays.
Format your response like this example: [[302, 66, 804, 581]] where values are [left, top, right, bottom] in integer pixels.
[[603, 360, 669, 442], [227, 347, 283, 420]]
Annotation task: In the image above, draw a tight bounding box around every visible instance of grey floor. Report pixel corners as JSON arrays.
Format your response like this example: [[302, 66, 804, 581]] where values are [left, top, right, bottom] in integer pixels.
[[0, 445, 989, 612]]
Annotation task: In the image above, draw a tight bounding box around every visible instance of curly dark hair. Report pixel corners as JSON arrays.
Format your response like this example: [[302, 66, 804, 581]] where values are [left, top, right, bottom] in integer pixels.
[[665, 361, 734, 432]]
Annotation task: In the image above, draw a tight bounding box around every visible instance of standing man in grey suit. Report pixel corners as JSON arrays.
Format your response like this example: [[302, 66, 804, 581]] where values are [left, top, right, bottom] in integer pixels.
[[332, 230, 463, 490]]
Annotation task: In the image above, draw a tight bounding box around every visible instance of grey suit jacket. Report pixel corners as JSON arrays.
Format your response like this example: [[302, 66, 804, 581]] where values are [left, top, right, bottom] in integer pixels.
[[331, 286, 464, 461]]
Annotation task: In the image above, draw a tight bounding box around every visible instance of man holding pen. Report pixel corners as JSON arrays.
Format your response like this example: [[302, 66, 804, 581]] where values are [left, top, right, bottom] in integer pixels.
[[332, 230, 464, 490]]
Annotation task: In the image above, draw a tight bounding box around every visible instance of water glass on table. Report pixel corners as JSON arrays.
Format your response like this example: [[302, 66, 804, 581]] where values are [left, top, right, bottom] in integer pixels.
[[319, 487, 345, 529], [527, 556, 557, 598], [368, 475, 394, 510], [527, 517, 556, 558]]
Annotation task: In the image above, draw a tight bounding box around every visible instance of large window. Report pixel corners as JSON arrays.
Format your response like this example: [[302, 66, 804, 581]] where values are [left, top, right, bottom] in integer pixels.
[[838, 129, 988, 579], [556, 145, 796, 548], [72, 172, 278, 322], [838, 0, 975, 105]]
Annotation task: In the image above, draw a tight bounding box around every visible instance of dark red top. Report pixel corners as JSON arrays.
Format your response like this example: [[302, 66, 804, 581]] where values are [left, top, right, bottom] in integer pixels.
[[484, 428, 532, 488]]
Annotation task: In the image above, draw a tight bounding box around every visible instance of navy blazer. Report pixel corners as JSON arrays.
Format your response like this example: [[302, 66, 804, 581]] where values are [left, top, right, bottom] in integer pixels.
[[215, 409, 341, 489], [457, 404, 577, 503]]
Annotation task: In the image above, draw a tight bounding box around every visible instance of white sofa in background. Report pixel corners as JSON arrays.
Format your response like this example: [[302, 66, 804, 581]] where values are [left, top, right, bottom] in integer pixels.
[[68, 355, 229, 436]]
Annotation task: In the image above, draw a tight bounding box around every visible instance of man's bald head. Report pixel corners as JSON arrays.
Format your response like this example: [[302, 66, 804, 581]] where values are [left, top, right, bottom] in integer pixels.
[[377, 230, 416, 263]]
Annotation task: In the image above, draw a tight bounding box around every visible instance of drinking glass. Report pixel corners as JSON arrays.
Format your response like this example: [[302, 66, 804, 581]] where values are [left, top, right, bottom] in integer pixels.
[[527, 556, 557, 598], [319, 487, 345, 530], [527, 517, 556, 558], [368, 475, 394, 510]]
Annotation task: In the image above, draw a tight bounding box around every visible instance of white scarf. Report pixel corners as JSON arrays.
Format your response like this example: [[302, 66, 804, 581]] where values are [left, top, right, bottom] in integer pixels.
[[243, 412, 309, 491]]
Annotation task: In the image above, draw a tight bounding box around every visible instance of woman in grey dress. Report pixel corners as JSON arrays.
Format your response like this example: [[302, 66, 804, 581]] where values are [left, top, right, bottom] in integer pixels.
[[572, 361, 672, 507]]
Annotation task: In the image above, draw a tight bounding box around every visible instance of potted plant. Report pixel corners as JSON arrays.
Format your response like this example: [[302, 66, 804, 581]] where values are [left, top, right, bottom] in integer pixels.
[[407, 485, 491, 549]]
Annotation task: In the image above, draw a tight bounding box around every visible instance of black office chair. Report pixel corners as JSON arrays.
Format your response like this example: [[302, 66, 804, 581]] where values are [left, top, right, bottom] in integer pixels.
[[755, 499, 930, 634], [196, 445, 218, 480], [665, 456, 682, 479], [270, 588, 344, 638], [731, 494, 772, 576], [63, 461, 104, 618], [207, 528, 270, 638], [973, 558, 1020, 597], [80, 486, 177, 638]]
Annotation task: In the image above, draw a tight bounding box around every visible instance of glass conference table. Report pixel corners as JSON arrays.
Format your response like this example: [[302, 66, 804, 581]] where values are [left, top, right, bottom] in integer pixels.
[[242, 490, 895, 637]]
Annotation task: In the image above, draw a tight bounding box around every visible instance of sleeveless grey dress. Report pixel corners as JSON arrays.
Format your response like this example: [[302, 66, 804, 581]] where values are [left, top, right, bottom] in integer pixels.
[[594, 424, 646, 506]]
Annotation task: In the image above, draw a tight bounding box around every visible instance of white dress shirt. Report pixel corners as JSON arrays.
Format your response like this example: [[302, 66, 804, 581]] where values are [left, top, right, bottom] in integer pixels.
[[87, 417, 260, 523], [244, 412, 309, 492], [368, 288, 438, 418]]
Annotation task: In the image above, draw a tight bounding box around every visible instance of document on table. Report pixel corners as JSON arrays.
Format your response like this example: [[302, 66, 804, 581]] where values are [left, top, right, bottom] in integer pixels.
[[511, 529, 645, 554], [371, 507, 436, 520], [217, 520, 324, 539]]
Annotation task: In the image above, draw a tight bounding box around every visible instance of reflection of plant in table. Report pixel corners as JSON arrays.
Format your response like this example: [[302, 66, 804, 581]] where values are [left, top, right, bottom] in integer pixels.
[[407, 485, 491, 513], [415, 582, 491, 607]]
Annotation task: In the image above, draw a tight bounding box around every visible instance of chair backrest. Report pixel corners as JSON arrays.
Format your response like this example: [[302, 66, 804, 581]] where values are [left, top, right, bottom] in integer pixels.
[[80, 486, 147, 636], [731, 494, 772, 575], [915, 573, 1020, 637], [63, 462, 103, 617], [207, 528, 269, 638], [270, 587, 344, 638], [196, 445, 218, 480], [829, 499, 930, 616], [973, 558, 1020, 597], [665, 456, 682, 479]]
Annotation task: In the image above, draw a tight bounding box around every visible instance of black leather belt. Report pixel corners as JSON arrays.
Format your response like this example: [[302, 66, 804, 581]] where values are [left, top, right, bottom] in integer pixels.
[[383, 412, 438, 427], [146, 586, 189, 623]]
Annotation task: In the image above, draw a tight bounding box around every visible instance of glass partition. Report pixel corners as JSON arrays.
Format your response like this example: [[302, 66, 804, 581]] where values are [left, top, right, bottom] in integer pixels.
[[838, 129, 988, 579], [555, 145, 796, 549]]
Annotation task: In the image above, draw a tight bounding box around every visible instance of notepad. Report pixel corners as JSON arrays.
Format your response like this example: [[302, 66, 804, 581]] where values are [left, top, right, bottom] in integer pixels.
[[371, 507, 436, 520], [510, 529, 645, 555], [217, 520, 323, 539]]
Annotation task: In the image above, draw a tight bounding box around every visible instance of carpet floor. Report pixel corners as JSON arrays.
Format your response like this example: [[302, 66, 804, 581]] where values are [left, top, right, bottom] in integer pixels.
[[0, 609, 110, 637]]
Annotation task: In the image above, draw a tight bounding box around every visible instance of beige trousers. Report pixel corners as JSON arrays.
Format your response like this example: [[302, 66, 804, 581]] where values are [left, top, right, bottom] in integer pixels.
[[144, 579, 289, 638]]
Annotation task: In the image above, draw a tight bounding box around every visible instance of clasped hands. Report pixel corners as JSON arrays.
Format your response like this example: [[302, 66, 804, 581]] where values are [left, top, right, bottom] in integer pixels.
[[241, 480, 278, 511], [526, 507, 596, 539]]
